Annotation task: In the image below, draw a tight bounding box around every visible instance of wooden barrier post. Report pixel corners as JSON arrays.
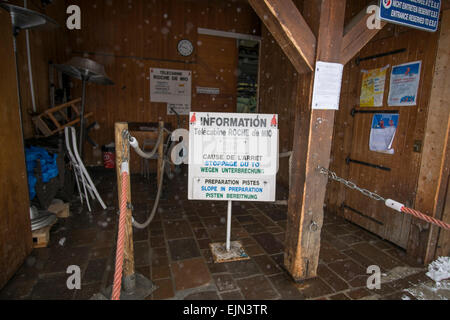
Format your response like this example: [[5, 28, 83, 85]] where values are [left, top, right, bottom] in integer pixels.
[[250, 0, 386, 281], [114, 122, 136, 288], [157, 121, 165, 186]]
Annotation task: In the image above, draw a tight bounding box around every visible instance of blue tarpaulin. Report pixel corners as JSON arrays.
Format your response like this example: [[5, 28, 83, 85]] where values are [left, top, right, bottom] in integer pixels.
[[25, 146, 59, 200]]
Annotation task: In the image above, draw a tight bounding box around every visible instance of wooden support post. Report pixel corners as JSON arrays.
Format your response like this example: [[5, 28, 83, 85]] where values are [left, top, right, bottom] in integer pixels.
[[284, 0, 346, 281], [115, 122, 135, 280], [408, 9, 450, 264], [157, 121, 165, 186], [252, 0, 389, 281]]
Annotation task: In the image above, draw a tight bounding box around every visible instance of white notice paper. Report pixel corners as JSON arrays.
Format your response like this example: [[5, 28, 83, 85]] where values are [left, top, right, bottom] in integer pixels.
[[150, 68, 192, 106], [311, 61, 344, 110]]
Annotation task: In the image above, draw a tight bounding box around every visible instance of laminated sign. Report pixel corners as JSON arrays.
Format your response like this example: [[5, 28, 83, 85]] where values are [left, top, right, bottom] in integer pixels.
[[188, 112, 279, 202], [150, 68, 192, 114], [379, 0, 441, 33]]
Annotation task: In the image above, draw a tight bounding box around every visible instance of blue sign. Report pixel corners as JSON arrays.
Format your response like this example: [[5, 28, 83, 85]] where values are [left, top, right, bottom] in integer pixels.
[[379, 0, 441, 32]]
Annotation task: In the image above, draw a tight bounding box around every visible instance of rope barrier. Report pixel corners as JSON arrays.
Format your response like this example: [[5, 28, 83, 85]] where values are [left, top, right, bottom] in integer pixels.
[[128, 129, 164, 160], [125, 128, 173, 229], [111, 162, 129, 300], [132, 159, 167, 229], [401, 206, 450, 230], [319, 166, 450, 231]]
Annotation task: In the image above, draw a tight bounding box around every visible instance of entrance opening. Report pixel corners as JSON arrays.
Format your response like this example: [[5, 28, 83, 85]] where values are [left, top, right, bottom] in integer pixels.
[[237, 39, 260, 113]]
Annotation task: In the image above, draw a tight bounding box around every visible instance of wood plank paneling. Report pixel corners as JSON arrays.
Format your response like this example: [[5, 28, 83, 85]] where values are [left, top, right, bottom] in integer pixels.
[[0, 9, 33, 290], [8, 0, 70, 139], [65, 0, 260, 166], [410, 9, 450, 263], [258, 24, 300, 187], [434, 119, 450, 259], [258, 0, 445, 257], [324, 2, 441, 250]]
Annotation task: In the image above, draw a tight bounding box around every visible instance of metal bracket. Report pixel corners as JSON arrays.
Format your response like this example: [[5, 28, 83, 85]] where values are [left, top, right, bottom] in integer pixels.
[[346, 156, 391, 172], [341, 203, 384, 226], [351, 108, 399, 117], [95, 273, 158, 300], [355, 48, 406, 65]]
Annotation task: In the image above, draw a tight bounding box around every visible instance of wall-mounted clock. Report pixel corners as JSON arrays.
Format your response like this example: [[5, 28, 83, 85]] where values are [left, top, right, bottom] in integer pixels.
[[177, 39, 194, 57]]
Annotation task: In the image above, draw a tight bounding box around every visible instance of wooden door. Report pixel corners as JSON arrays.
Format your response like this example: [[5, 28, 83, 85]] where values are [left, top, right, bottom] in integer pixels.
[[337, 24, 441, 249], [194, 34, 238, 113], [343, 109, 415, 248], [0, 10, 33, 289]]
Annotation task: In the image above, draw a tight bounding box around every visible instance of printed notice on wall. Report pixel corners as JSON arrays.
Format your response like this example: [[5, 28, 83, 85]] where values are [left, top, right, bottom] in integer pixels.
[[167, 103, 191, 116], [188, 112, 279, 202], [388, 61, 422, 106], [311, 61, 344, 110], [150, 68, 192, 106], [360, 65, 389, 107], [369, 113, 399, 154]]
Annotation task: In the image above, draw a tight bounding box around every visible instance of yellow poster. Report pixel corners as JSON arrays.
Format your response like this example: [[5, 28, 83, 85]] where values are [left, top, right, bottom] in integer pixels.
[[360, 65, 389, 107]]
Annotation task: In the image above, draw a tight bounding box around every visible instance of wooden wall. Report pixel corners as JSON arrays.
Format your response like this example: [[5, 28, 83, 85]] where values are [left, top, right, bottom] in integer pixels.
[[0, 8, 33, 290], [259, 0, 446, 254], [9, 0, 70, 139], [414, 9, 450, 262], [258, 1, 303, 188], [0, 0, 68, 289], [434, 9, 450, 259], [64, 0, 260, 165], [325, 3, 443, 250]]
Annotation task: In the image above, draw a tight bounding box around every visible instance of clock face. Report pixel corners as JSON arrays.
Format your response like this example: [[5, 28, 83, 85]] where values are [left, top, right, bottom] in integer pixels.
[[177, 39, 194, 57]]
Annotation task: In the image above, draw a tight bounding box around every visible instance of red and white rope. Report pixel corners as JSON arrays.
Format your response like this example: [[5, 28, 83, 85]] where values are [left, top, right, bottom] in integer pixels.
[[385, 199, 450, 231], [401, 206, 450, 230], [111, 163, 129, 300]]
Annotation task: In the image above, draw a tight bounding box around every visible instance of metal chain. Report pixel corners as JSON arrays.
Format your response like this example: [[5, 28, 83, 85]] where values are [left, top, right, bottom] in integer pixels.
[[318, 166, 386, 202]]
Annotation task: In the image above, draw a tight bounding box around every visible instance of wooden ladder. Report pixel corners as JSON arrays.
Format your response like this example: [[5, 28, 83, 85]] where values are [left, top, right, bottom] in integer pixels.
[[33, 98, 93, 137]]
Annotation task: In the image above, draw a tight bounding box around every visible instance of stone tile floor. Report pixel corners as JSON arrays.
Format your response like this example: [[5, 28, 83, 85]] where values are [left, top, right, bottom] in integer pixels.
[[0, 168, 435, 300]]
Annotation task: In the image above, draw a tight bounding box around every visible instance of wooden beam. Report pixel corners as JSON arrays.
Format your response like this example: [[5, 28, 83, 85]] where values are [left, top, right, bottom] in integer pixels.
[[248, 0, 317, 74], [340, 3, 387, 65], [285, 0, 346, 281], [443, 0, 450, 11], [408, 9, 450, 264], [429, 119, 450, 260], [115, 122, 135, 279], [0, 9, 33, 290]]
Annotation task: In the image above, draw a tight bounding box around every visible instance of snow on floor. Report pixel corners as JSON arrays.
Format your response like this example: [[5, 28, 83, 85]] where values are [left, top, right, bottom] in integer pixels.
[[426, 257, 450, 282], [402, 257, 450, 300], [381, 266, 424, 284], [403, 280, 450, 300]]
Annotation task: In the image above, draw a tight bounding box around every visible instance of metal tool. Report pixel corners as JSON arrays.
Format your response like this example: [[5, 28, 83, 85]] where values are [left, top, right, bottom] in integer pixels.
[[29, 207, 57, 231], [54, 57, 114, 158]]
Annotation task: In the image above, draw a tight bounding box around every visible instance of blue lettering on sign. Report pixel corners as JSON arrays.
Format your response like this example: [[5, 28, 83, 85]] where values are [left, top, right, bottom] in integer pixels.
[[201, 186, 218, 192], [379, 0, 441, 32]]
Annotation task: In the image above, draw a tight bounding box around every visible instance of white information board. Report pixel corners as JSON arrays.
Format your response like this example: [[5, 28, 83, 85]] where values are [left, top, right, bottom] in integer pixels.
[[150, 68, 192, 106], [311, 61, 344, 110], [188, 112, 279, 202]]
